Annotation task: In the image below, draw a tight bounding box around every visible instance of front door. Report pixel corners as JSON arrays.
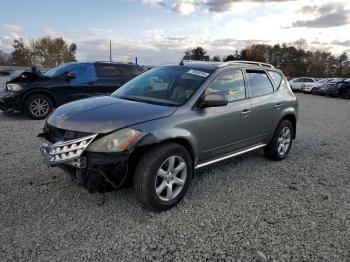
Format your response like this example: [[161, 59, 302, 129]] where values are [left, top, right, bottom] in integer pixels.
[[54, 63, 98, 105], [192, 69, 253, 163]]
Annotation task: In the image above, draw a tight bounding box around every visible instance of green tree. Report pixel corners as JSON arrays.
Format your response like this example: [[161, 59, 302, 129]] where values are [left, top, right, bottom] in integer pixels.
[[11, 38, 31, 66], [30, 37, 77, 67], [10, 37, 77, 67], [183, 46, 209, 61], [211, 55, 221, 62]]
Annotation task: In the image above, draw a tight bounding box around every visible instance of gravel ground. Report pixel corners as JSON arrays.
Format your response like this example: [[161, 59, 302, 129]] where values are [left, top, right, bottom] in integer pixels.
[[0, 94, 349, 261]]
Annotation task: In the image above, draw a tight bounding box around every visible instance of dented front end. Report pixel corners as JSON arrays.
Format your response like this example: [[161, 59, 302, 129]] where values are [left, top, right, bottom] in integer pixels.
[[39, 124, 130, 193]]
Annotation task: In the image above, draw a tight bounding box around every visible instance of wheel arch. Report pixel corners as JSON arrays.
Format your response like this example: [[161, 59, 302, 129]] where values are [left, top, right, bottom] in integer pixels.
[[127, 133, 198, 182], [280, 113, 297, 139], [21, 90, 57, 111]]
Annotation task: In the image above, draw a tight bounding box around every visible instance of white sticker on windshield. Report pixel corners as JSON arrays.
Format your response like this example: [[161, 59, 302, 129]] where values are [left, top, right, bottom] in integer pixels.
[[187, 69, 210, 78]]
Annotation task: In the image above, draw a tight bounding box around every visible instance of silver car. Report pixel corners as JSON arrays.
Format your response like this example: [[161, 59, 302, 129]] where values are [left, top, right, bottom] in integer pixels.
[[289, 77, 316, 92], [39, 61, 298, 211]]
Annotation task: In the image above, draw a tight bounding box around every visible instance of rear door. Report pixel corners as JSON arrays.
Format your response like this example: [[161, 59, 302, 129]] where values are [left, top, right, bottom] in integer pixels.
[[245, 69, 281, 144], [194, 69, 253, 162]]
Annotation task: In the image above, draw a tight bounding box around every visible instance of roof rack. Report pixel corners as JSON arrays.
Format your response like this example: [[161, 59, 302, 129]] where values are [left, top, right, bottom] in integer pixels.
[[219, 60, 275, 68], [179, 59, 274, 68], [180, 60, 221, 64]]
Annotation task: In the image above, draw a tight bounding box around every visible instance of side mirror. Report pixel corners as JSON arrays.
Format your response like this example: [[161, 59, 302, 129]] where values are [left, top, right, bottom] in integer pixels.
[[199, 93, 228, 108], [65, 72, 76, 80]]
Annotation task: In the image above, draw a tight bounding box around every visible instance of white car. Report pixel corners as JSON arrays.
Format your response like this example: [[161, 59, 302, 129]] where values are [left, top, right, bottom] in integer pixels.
[[289, 77, 316, 92], [301, 78, 331, 93]]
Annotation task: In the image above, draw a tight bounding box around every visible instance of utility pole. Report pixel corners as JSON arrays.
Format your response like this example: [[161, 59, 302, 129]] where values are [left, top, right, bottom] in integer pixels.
[[109, 40, 112, 62]]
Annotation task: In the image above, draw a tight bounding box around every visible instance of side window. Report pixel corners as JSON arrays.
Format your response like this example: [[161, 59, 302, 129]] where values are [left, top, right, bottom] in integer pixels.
[[128, 66, 145, 77], [304, 78, 314, 82], [207, 70, 246, 102], [96, 65, 125, 78], [294, 78, 302, 83], [246, 70, 274, 97], [69, 63, 96, 85], [267, 70, 282, 89]]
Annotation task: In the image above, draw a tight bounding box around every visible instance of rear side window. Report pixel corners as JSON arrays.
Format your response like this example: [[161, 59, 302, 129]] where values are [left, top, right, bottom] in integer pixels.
[[267, 71, 282, 89], [246, 70, 274, 97], [207, 70, 246, 102], [96, 65, 125, 78]]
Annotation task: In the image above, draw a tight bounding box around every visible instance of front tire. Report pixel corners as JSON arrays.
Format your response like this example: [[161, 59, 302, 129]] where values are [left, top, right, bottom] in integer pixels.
[[133, 143, 193, 211], [24, 94, 53, 120], [264, 120, 293, 161]]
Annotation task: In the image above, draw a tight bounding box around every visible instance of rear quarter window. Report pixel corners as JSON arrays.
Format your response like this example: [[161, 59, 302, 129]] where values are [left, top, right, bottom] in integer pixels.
[[267, 70, 282, 89], [95, 64, 143, 79]]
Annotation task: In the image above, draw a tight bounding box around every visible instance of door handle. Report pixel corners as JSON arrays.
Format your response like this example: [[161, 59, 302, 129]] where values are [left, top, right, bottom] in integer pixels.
[[240, 109, 251, 116], [274, 103, 281, 109]]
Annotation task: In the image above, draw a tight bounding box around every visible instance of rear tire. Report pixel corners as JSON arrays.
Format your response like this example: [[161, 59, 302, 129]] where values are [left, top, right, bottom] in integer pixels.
[[24, 94, 53, 120], [264, 120, 293, 161], [133, 143, 193, 211]]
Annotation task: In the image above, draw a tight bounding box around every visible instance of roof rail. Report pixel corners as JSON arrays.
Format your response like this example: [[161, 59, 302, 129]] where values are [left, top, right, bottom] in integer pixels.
[[181, 60, 221, 64], [219, 60, 275, 68]]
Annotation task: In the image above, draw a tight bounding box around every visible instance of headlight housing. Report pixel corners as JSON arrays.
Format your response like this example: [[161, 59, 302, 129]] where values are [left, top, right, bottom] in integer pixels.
[[87, 128, 142, 153], [6, 83, 23, 91]]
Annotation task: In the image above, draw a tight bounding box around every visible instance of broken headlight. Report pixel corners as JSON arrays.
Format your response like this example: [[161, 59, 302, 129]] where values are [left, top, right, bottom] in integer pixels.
[[86, 128, 142, 153]]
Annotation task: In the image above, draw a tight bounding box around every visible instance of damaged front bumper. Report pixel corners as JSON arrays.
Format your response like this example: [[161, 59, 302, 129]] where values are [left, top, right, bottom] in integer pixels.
[[40, 134, 130, 192], [40, 134, 97, 168]]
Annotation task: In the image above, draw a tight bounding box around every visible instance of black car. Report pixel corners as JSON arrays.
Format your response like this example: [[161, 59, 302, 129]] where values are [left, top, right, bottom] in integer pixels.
[[324, 78, 350, 98], [0, 62, 144, 119]]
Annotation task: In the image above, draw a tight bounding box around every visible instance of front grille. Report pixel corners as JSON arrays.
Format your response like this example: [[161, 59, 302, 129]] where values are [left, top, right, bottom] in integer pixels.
[[41, 134, 97, 164], [45, 124, 92, 143]]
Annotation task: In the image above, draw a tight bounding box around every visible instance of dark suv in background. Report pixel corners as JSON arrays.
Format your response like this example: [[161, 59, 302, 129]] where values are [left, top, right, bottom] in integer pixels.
[[39, 61, 298, 211], [0, 61, 144, 119]]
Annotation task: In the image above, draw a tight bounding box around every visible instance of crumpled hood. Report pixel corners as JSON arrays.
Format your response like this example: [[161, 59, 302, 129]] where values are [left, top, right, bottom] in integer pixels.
[[47, 96, 177, 134], [7, 69, 49, 83]]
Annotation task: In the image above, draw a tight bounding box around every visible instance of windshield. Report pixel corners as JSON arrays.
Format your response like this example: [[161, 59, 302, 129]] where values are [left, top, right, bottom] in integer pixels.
[[111, 66, 210, 106], [44, 63, 74, 77]]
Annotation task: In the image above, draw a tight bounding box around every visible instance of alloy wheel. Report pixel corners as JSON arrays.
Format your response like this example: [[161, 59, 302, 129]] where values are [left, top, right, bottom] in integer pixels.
[[29, 98, 50, 118], [277, 127, 291, 156], [155, 155, 187, 202]]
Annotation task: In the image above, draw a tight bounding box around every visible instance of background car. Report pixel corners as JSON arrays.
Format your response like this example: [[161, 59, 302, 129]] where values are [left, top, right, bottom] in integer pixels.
[[324, 78, 350, 98], [0, 61, 144, 119], [312, 78, 342, 96], [321, 78, 344, 96], [289, 77, 316, 92], [301, 78, 331, 93]]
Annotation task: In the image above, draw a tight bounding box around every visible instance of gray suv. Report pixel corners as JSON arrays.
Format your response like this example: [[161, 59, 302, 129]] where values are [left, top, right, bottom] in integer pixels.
[[39, 61, 298, 211]]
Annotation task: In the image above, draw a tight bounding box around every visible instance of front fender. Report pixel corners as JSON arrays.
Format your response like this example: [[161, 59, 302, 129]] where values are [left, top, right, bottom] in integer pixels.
[[135, 127, 199, 163]]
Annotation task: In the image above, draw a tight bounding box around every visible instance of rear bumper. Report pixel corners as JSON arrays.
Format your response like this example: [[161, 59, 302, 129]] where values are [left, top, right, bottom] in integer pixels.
[[0, 90, 23, 112]]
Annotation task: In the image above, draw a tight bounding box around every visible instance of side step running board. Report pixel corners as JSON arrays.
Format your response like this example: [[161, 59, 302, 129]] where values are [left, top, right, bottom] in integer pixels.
[[195, 143, 266, 169]]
